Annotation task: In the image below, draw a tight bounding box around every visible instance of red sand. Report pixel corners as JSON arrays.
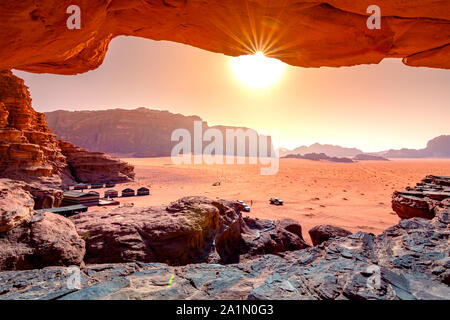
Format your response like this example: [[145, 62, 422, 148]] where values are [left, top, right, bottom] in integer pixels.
[[93, 157, 450, 242]]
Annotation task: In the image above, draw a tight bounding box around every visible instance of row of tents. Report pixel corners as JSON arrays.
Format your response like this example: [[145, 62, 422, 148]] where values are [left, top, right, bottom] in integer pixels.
[[105, 187, 150, 198]]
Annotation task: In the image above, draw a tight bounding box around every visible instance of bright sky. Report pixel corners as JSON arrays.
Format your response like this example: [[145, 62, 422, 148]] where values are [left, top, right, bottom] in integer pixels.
[[14, 36, 450, 152]]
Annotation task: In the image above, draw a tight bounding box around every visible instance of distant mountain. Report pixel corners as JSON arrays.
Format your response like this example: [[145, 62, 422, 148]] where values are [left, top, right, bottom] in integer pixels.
[[283, 152, 354, 163], [278, 143, 362, 158], [380, 135, 450, 158], [44, 108, 273, 157], [353, 154, 389, 161]]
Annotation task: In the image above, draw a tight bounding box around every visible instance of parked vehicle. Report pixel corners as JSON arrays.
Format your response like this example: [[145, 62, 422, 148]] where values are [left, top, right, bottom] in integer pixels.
[[243, 205, 251, 212], [270, 198, 284, 205]]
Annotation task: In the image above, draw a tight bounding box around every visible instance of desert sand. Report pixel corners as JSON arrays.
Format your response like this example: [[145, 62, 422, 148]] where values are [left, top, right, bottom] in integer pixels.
[[93, 157, 450, 243]]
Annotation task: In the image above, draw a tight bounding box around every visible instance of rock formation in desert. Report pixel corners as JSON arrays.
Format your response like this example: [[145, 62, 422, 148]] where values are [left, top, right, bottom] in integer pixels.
[[279, 143, 363, 158], [0, 71, 134, 185], [0, 1, 449, 74], [0, 177, 448, 299], [392, 175, 450, 219], [382, 135, 450, 158], [45, 108, 272, 157]]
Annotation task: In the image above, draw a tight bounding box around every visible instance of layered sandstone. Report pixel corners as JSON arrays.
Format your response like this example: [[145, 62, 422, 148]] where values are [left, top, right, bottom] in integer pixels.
[[58, 141, 134, 183], [0, 71, 70, 184], [392, 175, 450, 219], [0, 1, 449, 75], [45, 108, 272, 157], [0, 71, 134, 184]]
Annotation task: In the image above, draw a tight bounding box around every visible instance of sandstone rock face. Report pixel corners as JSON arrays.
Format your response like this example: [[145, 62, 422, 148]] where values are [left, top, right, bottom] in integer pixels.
[[70, 196, 307, 265], [1, 207, 448, 300], [308, 225, 352, 246], [0, 211, 85, 271], [0, 71, 135, 185], [58, 141, 135, 183], [45, 108, 271, 158], [0, 71, 71, 184], [23, 183, 64, 209], [392, 176, 450, 219], [0, 179, 34, 233], [0, 1, 449, 73]]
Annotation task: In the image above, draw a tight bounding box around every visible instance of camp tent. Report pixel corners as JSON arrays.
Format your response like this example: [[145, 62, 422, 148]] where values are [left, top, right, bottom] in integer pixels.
[[137, 187, 150, 196], [121, 188, 135, 197]]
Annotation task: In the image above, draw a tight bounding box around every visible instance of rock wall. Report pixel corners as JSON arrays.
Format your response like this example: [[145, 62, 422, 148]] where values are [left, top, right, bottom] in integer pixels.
[[44, 108, 272, 158], [0, 1, 449, 74], [58, 141, 134, 183], [0, 71, 134, 184], [0, 71, 71, 184]]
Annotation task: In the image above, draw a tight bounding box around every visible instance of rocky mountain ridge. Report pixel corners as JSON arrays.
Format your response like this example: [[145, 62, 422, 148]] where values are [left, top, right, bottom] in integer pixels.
[[0, 71, 134, 185]]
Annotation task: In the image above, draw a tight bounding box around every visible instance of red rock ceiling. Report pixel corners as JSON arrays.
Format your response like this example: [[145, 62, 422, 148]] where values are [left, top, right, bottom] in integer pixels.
[[0, 0, 449, 74]]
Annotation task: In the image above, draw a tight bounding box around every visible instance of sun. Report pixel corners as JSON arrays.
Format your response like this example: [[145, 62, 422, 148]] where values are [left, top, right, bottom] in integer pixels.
[[231, 52, 286, 89]]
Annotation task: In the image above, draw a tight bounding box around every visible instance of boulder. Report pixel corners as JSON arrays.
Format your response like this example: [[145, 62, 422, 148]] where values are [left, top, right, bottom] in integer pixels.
[[308, 225, 352, 246], [0, 179, 34, 232], [239, 217, 310, 257], [70, 196, 309, 265], [23, 183, 64, 209], [70, 197, 224, 265], [0, 211, 85, 271], [391, 176, 450, 220], [1, 205, 448, 300]]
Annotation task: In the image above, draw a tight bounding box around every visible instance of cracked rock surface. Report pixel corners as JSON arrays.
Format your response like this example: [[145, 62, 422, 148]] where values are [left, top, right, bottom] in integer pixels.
[[0, 207, 447, 300]]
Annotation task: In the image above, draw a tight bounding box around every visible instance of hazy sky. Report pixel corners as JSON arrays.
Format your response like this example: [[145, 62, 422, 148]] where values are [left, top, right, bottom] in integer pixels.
[[14, 36, 450, 152]]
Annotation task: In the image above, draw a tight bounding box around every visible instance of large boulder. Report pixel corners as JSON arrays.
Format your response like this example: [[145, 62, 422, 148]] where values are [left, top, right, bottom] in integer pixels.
[[23, 183, 64, 209], [70, 197, 226, 265], [70, 196, 309, 265], [308, 225, 352, 246], [239, 217, 310, 258], [392, 192, 434, 219], [0, 211, 85, 271], [0, 179, 34, 233], [392, 177, 450, 220]]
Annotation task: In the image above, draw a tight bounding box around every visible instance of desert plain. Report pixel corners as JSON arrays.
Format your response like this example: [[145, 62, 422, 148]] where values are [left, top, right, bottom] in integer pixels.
[[90, 157, 450, 243]]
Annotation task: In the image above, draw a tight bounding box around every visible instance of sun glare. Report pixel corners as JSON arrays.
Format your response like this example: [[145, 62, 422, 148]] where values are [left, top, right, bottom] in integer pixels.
[[231, 52, 286, 89]]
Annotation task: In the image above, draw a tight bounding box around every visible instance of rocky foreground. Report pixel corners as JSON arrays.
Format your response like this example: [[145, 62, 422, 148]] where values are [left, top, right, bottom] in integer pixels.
[[0, 176, 448, 300]]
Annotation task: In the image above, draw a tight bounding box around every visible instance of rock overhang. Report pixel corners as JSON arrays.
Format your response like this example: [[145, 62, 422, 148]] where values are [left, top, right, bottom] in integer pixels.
[[0, 0, 449, 75]]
